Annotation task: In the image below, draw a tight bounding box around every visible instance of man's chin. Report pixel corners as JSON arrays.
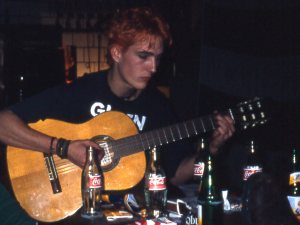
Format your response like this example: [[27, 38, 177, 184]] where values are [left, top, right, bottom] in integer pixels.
[[134, 82, 148, 90]]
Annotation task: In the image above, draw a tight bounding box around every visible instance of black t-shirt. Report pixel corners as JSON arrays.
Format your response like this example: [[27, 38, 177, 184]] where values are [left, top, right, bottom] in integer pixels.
[[9, 70, 190, 179]]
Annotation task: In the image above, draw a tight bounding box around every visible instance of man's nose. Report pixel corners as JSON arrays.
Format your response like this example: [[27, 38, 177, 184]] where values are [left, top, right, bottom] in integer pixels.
[[149, 57, 157, 73]]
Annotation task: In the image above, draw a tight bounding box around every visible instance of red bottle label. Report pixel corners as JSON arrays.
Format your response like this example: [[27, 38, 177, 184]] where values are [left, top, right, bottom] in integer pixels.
[[194, 162, 205, 176], [148, 175, 166, 190], [243, 166, 262, 181], [88, 175, 101, 188]]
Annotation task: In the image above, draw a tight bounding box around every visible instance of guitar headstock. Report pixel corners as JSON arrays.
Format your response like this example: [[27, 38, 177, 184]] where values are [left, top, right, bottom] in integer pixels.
[[229, 97, 269, 130]]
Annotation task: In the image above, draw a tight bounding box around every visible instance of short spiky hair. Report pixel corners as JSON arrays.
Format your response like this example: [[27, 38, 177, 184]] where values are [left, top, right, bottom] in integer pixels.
[[105, 7, 172, 65]]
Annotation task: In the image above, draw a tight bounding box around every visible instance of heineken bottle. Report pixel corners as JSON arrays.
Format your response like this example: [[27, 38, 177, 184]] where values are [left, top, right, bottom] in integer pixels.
[[197, 150, 223, 225]]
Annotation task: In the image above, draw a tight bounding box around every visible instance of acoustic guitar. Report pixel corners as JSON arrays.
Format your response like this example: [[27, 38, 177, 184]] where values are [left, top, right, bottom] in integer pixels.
[[6, 97, 268, 222]]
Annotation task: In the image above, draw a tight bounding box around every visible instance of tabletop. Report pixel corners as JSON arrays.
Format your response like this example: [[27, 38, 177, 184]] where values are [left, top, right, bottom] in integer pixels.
[[38, 184, 246, 225]]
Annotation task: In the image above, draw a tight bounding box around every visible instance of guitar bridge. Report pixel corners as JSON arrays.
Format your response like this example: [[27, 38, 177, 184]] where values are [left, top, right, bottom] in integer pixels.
[[44, 153, 62, 194]]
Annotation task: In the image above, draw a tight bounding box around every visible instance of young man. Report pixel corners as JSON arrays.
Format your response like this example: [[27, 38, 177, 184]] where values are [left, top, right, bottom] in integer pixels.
[[0, 7, 234, 184], [0, 7, 234, 221]]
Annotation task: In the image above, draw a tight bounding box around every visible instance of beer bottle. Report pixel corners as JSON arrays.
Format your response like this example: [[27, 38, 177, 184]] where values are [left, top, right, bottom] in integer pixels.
[[243, 140, 263, 181], [194, 138, 208, 191], [81, 146, 103, 218], [144, 147, 167, 218], [242, 140, 263, 223], [287, 148, 300, 221], [197, 151, 223, 225]]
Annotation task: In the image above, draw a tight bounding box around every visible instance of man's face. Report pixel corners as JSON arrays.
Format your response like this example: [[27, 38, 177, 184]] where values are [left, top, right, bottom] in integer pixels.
[[116, 37, 164, 90]]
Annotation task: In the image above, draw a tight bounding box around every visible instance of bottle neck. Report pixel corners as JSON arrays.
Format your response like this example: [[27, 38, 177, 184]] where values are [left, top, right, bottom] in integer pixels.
[[149, 148, 159, 163], [249, 140, 255, 154], [148, 148, 162, 172], [198, 153, 221, 202], [291, 148, 299, 172], [86, 146, 95, 164]]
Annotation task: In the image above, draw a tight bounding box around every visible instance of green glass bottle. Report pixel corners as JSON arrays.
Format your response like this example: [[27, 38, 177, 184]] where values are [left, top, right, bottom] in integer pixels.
[[197, 150, 223, 225]]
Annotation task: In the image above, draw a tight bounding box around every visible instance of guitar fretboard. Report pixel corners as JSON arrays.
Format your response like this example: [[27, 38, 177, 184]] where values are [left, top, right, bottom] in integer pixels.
[[111, 110, 232, 159]]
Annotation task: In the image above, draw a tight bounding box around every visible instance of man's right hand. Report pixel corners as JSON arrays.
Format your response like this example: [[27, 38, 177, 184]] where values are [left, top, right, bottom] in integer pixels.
[[66, 139, 103, 167]]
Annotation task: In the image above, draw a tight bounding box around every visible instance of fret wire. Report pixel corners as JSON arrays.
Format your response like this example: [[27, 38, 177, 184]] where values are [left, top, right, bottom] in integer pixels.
[[176, 123, 183, 139], [160, 128, 168, 144], [183, 122, 189, 138], [162, 128, 168, 144], [175, 124, 182, 140], [164, 127, 171, 143], [169, 126, 175, 142], [169, 126, 177, 141], [186, 120, 197, 136], [200, 118, 206, 132], [209, 116, 216, 130], [191, 120, 198, 135], [204, 115, 215, 130], [167, 126, 174, 142], [178, 123, 188, 138], [155, 129, 162, 146]]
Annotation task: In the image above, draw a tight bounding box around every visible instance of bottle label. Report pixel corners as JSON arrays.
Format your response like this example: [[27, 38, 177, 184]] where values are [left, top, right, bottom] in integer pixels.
[[290, 172, 300, 185], [194, 162, 205, 176], [243, 166, 262, 181], [287, 196, 300, 219], [88, 175, 101, 188], [185, 212, 198, 225], [148, 174, 166, 190]]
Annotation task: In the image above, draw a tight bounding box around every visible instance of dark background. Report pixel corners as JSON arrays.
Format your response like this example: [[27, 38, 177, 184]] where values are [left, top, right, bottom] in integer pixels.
[[0, 0, 299, 211]]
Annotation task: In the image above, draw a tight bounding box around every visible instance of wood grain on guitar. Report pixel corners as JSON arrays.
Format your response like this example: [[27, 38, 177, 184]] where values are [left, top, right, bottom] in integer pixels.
[[6, 97, 268, 222]]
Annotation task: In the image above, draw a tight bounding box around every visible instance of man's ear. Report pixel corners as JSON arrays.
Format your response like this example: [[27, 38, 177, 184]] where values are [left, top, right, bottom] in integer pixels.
[[110, 45, 122, 63]]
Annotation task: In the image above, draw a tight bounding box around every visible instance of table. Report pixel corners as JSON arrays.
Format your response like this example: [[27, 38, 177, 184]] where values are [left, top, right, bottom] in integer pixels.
[[38, 209, 245, 225], [38, 203, 246, 225], [38, 184, 246, 225]]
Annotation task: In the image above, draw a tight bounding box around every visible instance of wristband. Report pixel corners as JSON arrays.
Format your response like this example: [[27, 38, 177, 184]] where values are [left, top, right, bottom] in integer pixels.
[[56, 138, 70, 159]]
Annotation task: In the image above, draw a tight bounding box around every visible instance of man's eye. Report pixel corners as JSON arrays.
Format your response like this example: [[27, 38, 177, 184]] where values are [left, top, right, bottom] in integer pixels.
[[138, 53, 149, 59]]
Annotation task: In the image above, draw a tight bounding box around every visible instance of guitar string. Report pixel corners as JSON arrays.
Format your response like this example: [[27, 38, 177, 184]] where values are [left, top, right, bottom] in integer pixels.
[[111, 115, 217, 157]]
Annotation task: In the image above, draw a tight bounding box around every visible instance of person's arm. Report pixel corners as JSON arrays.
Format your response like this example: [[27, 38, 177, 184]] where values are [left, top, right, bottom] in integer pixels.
[[0, 109, 101, 167], [170, 113, 235, 185]]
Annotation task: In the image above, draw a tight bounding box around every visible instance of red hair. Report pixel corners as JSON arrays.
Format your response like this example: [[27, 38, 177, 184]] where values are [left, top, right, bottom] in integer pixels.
[[105, 7, 172, 64]]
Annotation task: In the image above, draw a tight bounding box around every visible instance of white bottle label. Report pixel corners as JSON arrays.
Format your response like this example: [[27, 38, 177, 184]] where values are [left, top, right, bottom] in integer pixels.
[[243, 166, 262, 181], [289, 172, 300, 185], [148, 174, 166, 190], [194, 162, 205, 176], [88, 175, 101, 188]]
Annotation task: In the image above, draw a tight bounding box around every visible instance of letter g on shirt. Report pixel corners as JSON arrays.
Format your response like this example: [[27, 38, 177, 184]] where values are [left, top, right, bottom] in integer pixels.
[[90, 102, 112, 116]]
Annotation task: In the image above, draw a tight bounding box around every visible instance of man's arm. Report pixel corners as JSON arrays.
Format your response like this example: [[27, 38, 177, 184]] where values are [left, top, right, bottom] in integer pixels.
[[0, 109, 101, 167], [0, 110, 52, 152], [170, 113, 235, 185]]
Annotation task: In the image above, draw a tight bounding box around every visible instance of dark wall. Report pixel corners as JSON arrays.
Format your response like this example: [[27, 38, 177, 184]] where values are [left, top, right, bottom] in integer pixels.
[[170, 0, 300, 194], [2, 25, 65, 106]]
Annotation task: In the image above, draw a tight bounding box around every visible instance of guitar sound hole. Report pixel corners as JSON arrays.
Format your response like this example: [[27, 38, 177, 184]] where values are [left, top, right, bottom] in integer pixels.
[[91, 135, 119, 172]]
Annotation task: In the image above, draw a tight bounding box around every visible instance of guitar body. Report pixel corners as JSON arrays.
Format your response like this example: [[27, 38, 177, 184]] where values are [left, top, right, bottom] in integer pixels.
[[6, 111, 146, 222]]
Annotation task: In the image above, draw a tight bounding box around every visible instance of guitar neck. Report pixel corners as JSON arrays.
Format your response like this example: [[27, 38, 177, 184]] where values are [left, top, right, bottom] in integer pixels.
[[112, 109, 233, 158]]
